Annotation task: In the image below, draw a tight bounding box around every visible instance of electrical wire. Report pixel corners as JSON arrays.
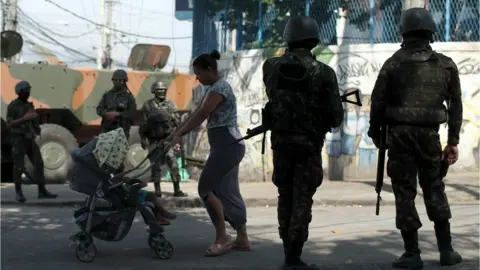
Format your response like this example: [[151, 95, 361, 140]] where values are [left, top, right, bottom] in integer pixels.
[[44, 0, 192, 40], [18, 9, 99, 39], [18, 15, 96, 62], [23, 38, 94, 63]]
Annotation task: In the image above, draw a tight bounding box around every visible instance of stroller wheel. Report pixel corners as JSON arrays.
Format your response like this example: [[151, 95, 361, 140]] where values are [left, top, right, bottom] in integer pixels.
[[148, 234, 164, 249], [154, 240, 174, 259], [76, 241, 97, 263]]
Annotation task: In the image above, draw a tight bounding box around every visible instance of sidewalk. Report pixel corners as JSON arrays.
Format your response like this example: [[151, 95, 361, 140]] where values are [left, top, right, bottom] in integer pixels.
[[1, 172, 478, 208]]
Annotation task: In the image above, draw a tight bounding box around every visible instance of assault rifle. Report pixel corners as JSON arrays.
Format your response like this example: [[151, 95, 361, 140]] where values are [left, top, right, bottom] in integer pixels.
[[233, 89, 363, 147], [375, 125, 387, 216]]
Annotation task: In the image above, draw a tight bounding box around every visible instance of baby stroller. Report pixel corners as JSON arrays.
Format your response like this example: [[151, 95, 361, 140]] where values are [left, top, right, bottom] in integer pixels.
[[68, 129, 173, 263]]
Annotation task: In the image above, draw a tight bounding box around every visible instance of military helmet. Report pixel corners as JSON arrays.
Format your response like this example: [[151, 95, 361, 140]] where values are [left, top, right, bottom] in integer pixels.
[[283, 16, 320, 43], [111, 69, 128, 81], [15, 80, 31, 94], [400, 8, 437, 35], [150, 81, 167, 93]]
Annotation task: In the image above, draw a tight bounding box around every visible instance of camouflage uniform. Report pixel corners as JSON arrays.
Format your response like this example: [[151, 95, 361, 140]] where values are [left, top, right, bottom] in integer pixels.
[[139, 81, 186, 197], [6, 81, 57, 203], [368, 8, 463, 269], [96, 69, 137, 139], [264, 16, 343, 270]]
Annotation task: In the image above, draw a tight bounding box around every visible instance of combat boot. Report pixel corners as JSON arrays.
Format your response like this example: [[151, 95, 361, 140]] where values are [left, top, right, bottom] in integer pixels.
[[153, 182, 162, 197], [434, 220, 462, 266], [15, 183, 26, 203], [173, 182, 187, 197], [281, 239, 318, 270], [392, 230, 424, 269], [37, 185, 58, 199]]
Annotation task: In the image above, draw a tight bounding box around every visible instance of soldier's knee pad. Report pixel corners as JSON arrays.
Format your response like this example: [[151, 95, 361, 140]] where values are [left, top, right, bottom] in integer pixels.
[[426, 205, 452, 221], [289, 224, 310, 243]]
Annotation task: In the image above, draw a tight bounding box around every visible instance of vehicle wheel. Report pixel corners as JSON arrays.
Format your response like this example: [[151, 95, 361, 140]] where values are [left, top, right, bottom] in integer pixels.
[[75, 241, 97, 262], [154, 240, 174, 259], [124, 126, 151, 182], [25, 124, 78, 184], [148, 234, 164, 249]]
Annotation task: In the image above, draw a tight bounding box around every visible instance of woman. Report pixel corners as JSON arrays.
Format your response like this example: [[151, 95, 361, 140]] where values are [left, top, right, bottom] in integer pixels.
[[164, 50, 250, 257]]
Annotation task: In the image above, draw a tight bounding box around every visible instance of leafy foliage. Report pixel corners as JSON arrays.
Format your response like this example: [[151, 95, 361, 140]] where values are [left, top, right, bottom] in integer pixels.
[[204, 0, 401, 49]]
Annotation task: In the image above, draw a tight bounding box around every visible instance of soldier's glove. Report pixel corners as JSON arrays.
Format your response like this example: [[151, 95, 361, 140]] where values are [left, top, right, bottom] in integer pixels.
[[367, 128, 381, 149]]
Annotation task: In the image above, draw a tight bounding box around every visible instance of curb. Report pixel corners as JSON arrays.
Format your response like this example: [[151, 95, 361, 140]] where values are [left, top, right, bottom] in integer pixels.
[[1, 198, 478, 208]]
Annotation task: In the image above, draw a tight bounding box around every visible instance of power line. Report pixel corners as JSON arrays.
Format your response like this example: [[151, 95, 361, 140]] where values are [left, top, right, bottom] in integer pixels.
[[44, 0, 192, 40], [18, 9, 99, 38], [18, 14, 96, 62]]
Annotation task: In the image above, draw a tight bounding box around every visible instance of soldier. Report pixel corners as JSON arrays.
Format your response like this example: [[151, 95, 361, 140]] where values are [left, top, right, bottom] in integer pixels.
[[264, 16, 343, 269], [368, 8, 463, 269], [96, 69, 137, 139], [139, 81, 186, 197], [6, 81, 58, 203]]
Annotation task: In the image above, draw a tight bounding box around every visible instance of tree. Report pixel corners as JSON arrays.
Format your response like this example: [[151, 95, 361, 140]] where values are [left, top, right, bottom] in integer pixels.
[[203, 0, 402, 50]]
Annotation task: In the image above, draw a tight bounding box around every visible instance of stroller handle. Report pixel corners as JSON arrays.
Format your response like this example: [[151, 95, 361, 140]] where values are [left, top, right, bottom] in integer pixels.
[[108, 162, 154, 190], [108, 140, 167, 189]]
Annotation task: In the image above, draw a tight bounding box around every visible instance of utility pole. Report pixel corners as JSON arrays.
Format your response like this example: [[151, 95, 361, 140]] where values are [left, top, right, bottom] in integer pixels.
[[105, 0, 114, 70], [5, 0, 20, 64], [97, 0, 114, 70], [96, 0, 104, 69]]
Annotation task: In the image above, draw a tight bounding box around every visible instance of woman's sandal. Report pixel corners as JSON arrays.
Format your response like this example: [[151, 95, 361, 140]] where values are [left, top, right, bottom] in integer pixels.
[[204, 236, 233, 257]]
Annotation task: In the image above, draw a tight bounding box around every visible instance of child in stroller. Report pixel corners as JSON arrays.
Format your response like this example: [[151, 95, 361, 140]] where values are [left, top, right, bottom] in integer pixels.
[[68, 128, 176, 262]]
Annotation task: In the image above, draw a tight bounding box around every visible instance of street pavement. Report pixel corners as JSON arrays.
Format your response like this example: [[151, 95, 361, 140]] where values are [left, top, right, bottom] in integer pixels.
[[1, 204, 479, 270], [1, 172, 478, 208]]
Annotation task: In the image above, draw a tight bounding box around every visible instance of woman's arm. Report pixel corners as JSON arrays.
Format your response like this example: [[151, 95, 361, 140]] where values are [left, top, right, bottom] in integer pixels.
[[174, 92, 224, 137]]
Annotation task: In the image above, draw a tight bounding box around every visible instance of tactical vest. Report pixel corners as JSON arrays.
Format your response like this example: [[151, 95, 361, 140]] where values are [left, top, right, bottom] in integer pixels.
[[101, 89, 134, 131], [7, 100, 38, 139], [145, 100, 173, 139], [385, 50, 449, 125], [265, 53, 328, 138]]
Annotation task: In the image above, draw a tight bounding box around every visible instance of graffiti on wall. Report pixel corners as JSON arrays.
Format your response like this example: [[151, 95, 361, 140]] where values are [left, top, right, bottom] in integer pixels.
[[318, 42, 480, 178], [179, 42, 480, 181]]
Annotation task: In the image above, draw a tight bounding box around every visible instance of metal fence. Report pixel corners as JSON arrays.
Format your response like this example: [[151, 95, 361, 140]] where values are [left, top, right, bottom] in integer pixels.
[[191, 0, 479, 57]]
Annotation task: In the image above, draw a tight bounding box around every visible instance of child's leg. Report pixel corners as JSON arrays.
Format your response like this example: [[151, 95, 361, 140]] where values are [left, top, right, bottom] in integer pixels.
[[145, 192, 176, 221]]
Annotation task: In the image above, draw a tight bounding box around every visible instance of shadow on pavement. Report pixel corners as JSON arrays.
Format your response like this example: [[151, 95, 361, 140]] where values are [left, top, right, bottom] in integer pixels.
[[1, 205, 479, 270], [448, 184, 480, 200], [302, 226, 480, 269]]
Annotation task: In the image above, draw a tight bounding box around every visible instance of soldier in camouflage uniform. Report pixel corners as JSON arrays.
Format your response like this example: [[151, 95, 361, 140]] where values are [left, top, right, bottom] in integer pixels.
[[96, 69, 137, 139], [139, 81, 186, 197], [264, 16, 343, 270], [368, 8, 463, 269], [6, 81, 58, 203]]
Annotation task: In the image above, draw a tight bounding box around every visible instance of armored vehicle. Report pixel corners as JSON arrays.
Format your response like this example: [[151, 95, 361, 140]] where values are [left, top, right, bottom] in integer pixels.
[[1, 30, 183, 183]]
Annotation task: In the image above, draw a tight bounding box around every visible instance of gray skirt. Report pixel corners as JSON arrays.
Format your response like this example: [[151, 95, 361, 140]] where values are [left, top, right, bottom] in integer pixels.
[[198, 126, 247, 229]]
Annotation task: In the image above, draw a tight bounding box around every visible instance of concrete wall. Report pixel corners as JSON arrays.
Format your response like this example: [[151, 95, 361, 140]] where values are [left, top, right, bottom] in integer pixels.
[[183, 42, 480, 181]]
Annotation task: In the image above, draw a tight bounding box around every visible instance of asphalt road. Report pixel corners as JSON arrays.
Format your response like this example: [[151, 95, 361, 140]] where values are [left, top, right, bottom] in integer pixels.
[[1, 204, 479, 270]]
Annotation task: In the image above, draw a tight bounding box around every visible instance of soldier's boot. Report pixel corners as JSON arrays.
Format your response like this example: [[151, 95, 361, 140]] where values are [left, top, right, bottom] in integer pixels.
[[171, 168, 187, 197], [281, 239, 319, 270], [37, 184, 58, 199], [392, 230, 424, 269], [173, 182, 187, 197], [434, 220, 462, 266], [15, 182, 26, 203], [153, 181, 162, 197]]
